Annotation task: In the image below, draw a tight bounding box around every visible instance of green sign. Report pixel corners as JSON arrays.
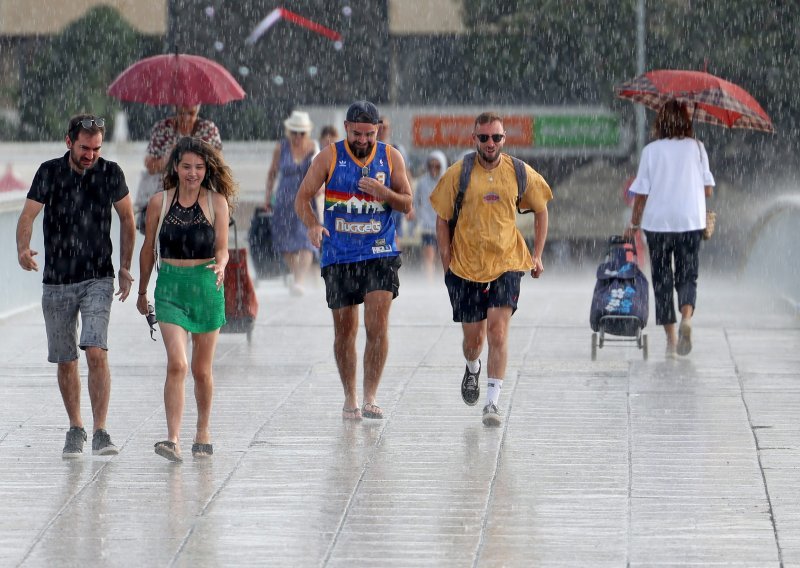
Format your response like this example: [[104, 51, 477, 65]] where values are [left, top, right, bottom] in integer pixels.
[[534, 115, 620, 148]]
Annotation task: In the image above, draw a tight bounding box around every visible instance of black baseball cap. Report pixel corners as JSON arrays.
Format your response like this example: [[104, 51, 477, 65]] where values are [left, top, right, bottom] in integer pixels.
[[345, 100, 381, 125]]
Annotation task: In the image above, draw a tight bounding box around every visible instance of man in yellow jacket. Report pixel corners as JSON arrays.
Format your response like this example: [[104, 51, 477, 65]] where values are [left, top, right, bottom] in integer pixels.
[[430, 111, 552, 426]]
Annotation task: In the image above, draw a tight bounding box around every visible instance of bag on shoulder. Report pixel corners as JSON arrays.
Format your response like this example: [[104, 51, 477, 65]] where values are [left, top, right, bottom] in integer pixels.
[[448, 152, 531, 238], [703, 210, 716, 240]]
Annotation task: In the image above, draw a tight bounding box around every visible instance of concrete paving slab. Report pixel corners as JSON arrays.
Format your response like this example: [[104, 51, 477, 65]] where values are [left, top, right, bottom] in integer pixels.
[[0, 267, 797, 566]]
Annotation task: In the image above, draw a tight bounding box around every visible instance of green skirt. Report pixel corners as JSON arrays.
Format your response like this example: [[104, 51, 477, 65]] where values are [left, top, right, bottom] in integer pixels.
[[155, 261, 226, 333]]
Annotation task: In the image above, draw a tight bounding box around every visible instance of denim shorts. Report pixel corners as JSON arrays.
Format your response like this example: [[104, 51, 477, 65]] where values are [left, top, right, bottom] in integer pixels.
[[321, 256, 401, 310], [445, 270, 523, 323], [42, 277, 114, 363]]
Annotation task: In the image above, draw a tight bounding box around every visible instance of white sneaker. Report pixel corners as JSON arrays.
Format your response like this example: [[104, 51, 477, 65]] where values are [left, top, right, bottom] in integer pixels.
[[482, 403, 502, 427]]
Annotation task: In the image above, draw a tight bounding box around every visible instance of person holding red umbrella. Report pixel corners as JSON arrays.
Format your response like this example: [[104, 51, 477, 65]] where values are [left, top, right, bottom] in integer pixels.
[[134, 105, 222, 233], [624, 100, 715, 358]]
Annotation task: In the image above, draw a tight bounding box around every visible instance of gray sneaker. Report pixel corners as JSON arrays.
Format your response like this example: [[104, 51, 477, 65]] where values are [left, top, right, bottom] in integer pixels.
[[482, 403, 502, 427], [92, 429, 119, 456], [62, 426, 87, 459]]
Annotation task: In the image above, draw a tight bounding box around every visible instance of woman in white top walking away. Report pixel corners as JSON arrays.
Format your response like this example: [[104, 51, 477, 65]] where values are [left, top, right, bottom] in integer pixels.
[[625, 100, 715, 357]]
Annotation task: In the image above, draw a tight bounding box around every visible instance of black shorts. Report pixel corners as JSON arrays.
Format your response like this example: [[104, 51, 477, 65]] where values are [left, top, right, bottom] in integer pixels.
[[322, 256, 401, 309], [445, 270, 523, 323]]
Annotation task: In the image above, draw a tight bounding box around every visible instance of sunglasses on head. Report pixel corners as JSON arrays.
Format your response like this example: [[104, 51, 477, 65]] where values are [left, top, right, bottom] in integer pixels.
[[78, 118, 105, 129], [476, 133, 504, 143]]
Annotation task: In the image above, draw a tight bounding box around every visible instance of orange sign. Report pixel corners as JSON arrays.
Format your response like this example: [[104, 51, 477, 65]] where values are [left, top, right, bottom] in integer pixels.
[[412, 115, 533, 147]]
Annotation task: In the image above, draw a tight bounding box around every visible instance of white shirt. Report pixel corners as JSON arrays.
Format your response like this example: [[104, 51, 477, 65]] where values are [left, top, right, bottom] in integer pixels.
[[629, 138, 715, 232]]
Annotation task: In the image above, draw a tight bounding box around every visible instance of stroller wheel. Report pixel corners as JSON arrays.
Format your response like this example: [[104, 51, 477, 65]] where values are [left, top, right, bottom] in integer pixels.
[[591, 333, 598, 361], [642, 334, 648, 360]]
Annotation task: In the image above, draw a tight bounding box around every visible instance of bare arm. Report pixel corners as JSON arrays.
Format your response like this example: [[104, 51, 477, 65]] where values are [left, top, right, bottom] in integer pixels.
[[135, 192, 164, 315], [435, 216, 451, 273], [295, 146, 334, 248], [624, 193, 648, 240], [206, 193, 230, 289], [113, 194, 136, 301], [705, 185, 713, 199], [144, 154, 168, 175], [531, 207, 548, 278], [357, 146, 413, 214], [265, 144, 281, 209], [16, 198, 44, 272]]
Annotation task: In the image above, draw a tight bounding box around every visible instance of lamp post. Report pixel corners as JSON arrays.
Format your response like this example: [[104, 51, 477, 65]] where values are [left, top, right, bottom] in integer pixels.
[[635, 0, 646, 157]]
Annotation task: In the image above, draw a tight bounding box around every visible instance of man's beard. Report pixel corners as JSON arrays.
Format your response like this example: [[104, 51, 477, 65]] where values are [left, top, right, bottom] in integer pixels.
[[70, 149, 97, 173], [351, 141, 374, 159], [477, 146, 500, 165]]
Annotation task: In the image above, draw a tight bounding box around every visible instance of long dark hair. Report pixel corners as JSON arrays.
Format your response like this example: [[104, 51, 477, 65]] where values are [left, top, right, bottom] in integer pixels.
[[652, 99, 694, 140], [163, 136, 237, 210]]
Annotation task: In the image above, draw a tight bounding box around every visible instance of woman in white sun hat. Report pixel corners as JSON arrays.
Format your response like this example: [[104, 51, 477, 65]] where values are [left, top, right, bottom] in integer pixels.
[[265, 110, 320, 295]]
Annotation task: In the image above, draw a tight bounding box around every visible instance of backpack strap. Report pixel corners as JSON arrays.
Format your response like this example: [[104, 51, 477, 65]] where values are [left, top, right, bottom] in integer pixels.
[[154, 190, 169, 271], [206, 188, 215, 225], [449, 152, 476, 236], [510, 155, 532, 215]]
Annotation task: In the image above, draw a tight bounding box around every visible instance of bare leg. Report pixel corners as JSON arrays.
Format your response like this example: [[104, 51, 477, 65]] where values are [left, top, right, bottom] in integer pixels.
[[362, 291, 393, 406], [421, 244, 436, 282], [57, 360, 82, 428], [485, 307, 512, 380], [190, 330, 219, 445], [294, 249, 314, 287], [664, 323, 678, 351], [160, 323, 189, 444], [332, 305, 359, 411], [85, 347, 111, 432], [461, 320, 486, 363]]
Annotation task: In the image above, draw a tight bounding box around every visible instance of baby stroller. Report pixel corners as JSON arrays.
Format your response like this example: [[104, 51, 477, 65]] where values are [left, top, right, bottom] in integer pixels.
[[589, 236, 649, 360]]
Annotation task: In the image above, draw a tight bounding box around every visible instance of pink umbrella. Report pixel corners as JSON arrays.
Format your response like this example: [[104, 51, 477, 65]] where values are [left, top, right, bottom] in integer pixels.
[[107, 54, 245, 106], [615, 69, 774, 133]]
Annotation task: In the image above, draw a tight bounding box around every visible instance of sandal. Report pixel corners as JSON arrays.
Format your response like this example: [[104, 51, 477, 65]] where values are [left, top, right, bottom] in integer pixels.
[[154, 440, 182, 463], [362, 402, 384, 420], [191, 442, 214, 458], [342, 407, 362, 420]]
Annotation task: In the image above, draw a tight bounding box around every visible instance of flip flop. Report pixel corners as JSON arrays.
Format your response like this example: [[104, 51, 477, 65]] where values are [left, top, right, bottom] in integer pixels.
[[191, 442, 214, 458], [362, 402, 384, 420], [342, 407, 362, 420], [154, 440, 182, 463]]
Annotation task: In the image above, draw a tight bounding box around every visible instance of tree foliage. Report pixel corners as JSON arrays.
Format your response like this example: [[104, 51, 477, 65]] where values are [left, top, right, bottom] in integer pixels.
[[18, 6, 160, 140]]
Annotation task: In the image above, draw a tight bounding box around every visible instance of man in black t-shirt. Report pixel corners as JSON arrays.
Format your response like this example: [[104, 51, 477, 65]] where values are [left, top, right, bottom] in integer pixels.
[[16, 114, 136, 458]]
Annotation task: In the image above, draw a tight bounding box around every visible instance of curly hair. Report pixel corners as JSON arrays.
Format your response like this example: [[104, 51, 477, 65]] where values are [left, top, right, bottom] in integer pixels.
[[163, 136, 238, 210], [652, 99, 694, 140]]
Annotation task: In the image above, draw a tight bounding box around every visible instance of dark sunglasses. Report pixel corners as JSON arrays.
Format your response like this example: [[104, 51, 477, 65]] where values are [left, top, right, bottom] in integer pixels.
[[78, 118, 105, 129], [476, 133, 504, 143]]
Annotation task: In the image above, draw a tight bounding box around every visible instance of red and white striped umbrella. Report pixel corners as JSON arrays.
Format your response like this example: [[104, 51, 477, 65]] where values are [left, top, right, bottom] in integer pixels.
[[615, 69, 774, 133]]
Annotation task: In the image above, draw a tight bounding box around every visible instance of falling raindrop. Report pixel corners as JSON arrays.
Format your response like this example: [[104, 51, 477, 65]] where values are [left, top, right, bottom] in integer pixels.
[[214, 41, 224, 52], [273, 75, 284, 86], [308, 66, 318, 77], [342, 6, 352, 17], [334, 41, 343, 51], [204, 6, 214, 18], [238, 66, 250, 77]]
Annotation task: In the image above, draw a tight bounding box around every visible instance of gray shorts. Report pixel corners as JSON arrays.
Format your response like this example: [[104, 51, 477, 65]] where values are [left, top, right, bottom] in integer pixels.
[[42, 278, 114, 363]]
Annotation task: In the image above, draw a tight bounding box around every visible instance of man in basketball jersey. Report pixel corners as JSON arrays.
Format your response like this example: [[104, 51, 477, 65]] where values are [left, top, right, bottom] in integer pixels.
[[295, 101, 412, 421]]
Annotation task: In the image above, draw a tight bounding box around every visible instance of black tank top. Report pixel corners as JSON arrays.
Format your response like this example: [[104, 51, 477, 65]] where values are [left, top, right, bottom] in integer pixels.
[[159, 190, 216, 259]]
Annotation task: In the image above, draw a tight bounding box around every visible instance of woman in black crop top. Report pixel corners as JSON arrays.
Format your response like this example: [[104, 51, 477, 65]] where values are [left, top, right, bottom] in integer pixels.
[[136, 137, 238, 462]]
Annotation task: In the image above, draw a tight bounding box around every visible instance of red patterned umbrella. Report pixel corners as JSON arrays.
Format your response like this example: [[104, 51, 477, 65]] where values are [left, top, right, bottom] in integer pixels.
[[615, 70, 774, 133], [107, 54, 245, 106]]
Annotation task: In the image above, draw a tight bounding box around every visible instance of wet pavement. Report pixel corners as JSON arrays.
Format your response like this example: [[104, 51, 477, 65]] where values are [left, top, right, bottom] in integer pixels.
[[1, 266, 798, 567]]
